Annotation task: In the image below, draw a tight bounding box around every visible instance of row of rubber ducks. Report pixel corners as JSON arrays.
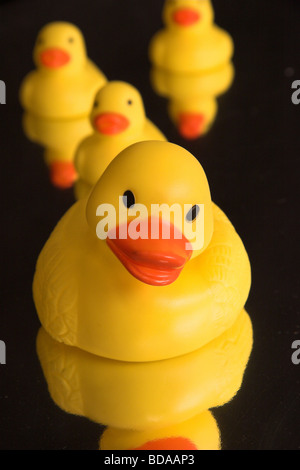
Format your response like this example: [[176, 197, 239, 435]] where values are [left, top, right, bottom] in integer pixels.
[[22, 0, 253, 450], [20, 0, 234, 191]]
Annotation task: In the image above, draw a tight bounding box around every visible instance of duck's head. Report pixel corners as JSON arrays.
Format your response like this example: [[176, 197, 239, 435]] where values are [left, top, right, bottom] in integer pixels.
[[33, 22, 87, 72], [163, 0, 214, 32], [90, 81, 146, 137], [86, 141, 213, 286]]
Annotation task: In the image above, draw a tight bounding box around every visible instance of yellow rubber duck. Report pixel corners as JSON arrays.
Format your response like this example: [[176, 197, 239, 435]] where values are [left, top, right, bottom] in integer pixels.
[[149, 0, 234, 73], [20, 22, 107, 119], [20, 22, 107, 188], [37, 308, 252, 449], [151, 62, 235, 139], [74, 81, 166, 199], [33, 141, 251, 363]]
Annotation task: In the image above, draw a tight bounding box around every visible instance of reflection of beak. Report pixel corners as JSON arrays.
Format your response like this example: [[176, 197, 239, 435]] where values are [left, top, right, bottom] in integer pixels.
[[178, 113, 205, 140], [107, 218, 193, 286], [94, 113, 130, 135], [132, 437, 198, 450], [40, 48, 70, 68], [172, 8, 201, 26]]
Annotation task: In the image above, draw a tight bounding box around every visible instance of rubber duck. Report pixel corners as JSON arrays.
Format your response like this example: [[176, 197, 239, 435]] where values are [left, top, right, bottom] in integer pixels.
[[20, 22, 107, 188], [33, 141, 251, 363], [149, 0, 234, 73], [36, 308, 252, 449], [74, 81, 166, 199], [20, 22, 107, 119], [151, 62, 234, 139]]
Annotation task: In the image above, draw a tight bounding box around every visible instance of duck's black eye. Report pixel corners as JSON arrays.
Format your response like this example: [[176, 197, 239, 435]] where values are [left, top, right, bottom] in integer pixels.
[[186, 205, 200, 222], [68, 37, 74, 43], [122, 190, 135, 208], [93, 100, 99, 108], [127, 99, 133, 105]]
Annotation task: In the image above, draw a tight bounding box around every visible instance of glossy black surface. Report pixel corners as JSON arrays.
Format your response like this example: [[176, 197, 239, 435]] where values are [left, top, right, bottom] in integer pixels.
[[0, 0, 299, 450]]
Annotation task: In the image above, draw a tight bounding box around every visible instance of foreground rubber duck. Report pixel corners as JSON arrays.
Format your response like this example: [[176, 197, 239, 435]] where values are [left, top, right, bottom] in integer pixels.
[[20, 22, 107, 188], [149, 0, 233, 73], [151, 62, 234, 139], [37, 308, 252, 449], [33, 141, 251, 362], [74, 81, 166, 199]]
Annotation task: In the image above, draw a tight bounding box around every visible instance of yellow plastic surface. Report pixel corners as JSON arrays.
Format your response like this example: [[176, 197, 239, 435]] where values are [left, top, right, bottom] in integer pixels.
[[151, 62, 235, 138], [33, 141, 251, 362], [23, 112, 92, 165], [20, 22, 107, 119], [149, 0, 234, 73], [37, 309, 252, 431], [100, 412, 220, 450], [74, 81, 166, 199]]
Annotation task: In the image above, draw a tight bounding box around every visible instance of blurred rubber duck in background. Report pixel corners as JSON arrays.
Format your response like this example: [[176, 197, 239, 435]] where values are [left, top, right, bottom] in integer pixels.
[[151, 62, 234, 139], [74, 81, 166, 199], [20, 22, 107, 188], [149, 0, 233, 74], [33, 141, 251, 362]]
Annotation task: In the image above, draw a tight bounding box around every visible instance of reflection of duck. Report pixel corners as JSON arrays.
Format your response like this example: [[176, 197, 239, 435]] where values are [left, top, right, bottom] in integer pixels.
[[74, 81, 166, 199], [151, 62, 234, 139], [149, 0, 233, 73], [37, 309, 252, 449], [101, 413, 220, 450], [20, 22, 107, 188], [23, 113, 92, 188], [33, 141, 251, 363]]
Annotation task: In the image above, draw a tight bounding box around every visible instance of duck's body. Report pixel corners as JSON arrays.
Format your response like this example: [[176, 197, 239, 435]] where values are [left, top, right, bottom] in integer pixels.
[[21, 61, 106, 120], [149, 0, 233, 74], [150, 27, 233, 74], [33, 199, 250, 362], [74, 82, 166, 199]]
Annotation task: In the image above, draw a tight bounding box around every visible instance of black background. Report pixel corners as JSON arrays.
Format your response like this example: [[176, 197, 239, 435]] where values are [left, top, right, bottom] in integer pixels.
[[0, 0, 299, 450]]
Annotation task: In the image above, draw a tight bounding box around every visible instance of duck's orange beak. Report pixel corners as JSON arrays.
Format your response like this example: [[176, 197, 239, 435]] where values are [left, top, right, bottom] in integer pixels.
[[107, 218, 193, 286], [94, 113, 130, 135], [172, 8, 201, 26], [40, 48, 71, 68], [178, 113, 205, 140]]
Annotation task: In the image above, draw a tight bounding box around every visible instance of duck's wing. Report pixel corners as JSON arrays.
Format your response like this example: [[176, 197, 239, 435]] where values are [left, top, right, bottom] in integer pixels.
[[202, 204, 251, 331], [33, 201, 86, 345]]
